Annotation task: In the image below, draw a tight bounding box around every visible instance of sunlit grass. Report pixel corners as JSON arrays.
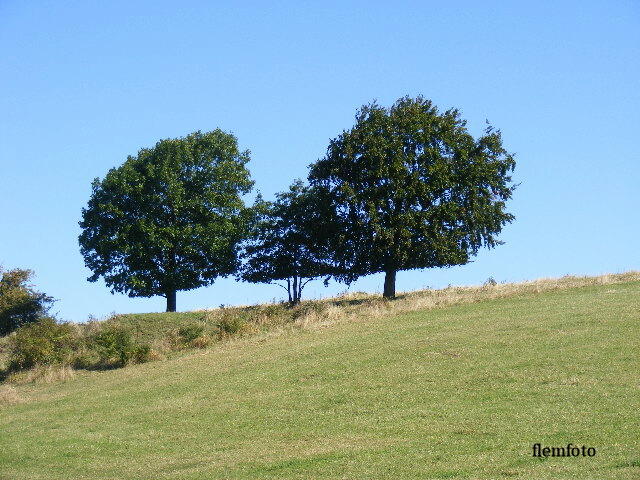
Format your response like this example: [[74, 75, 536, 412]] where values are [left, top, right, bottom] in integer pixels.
[[1, 274, 639, 479]]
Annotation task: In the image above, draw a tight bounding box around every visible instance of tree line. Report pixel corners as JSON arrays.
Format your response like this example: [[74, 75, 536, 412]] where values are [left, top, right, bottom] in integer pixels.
[[79, 96, 516, 312]]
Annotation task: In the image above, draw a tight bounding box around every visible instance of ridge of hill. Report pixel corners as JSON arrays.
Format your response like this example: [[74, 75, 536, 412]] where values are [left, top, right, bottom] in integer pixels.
[[1, 272, 639, 479], [107, 271, 640, 345]]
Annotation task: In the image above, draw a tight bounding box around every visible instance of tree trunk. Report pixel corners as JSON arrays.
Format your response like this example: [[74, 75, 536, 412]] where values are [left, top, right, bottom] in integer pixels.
[[166, 289, 177, 312], [383, 269, 396, 299], [292, 276, 300, 305]]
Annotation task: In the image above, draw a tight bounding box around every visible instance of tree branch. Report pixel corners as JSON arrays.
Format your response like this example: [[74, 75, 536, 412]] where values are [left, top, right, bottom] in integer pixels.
[[272, 282, 290, 293], [299, 277, 314, 293]]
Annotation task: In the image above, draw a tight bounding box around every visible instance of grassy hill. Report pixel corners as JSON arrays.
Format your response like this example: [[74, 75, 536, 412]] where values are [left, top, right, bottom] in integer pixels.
[[1, 274, 639, 479]]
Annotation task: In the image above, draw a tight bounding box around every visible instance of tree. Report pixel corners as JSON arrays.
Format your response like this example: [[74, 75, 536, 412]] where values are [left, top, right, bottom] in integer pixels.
[[79, 130, 254, 312], [308, 96, 516, 299], [240, 181, 333, 304], [0, 267, 55, 336]]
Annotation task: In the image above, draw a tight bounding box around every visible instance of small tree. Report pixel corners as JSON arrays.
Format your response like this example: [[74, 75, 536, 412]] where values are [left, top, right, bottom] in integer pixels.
[[240, 181, 333, 304], [309, 96, 516, 298], [79, 130, 254, 312], [0, 267, 54, 336]]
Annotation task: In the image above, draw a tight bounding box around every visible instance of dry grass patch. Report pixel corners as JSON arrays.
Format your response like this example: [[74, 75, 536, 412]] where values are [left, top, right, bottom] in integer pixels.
[[6, 364, 76, 385], [0, 385, 23, 405], [338, 271, 640, 319]]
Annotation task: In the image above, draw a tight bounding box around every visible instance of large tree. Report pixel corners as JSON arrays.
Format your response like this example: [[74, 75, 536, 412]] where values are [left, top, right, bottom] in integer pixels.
[[79, 129, 254, 312], [240, 181, 333, 304], [308, 96, 516, 298]]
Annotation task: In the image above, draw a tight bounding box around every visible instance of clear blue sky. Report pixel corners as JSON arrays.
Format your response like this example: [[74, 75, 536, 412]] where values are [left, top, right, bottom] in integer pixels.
[[1, 1, 638, 321]]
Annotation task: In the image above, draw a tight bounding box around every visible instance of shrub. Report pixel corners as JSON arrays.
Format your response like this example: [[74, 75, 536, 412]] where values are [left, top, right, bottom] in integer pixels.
[[7, 318, 78, 371], [0, 268, 55, 336], [71, 349, 100, 370], [217, 316, 248, 337], [91, 325, 150, 367], [175, 324, 211, 349], [291, 301, 325, 320], [190, 335, 211, 349], [260, 303, 288, 319], [177, 324, 205, 343], [131, 344, 151, 363]]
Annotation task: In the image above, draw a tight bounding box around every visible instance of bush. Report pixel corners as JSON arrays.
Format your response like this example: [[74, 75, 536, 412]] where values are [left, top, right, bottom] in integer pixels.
[[131, 344, 151, 363], [260, 303, 288, 319], [217, 316, 248, 337], [7, 318, 78, 371], [71, 349, 101, 370], [0, 268, 55, 336], [91, 325, 150, 367], [175, 324, 211, 349], [190, 335, 211, 349], [291, 301, 325, 320], [177, 324, 205, 343]]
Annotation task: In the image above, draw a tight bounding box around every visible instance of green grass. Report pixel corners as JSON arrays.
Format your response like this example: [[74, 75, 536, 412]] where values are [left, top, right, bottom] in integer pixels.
[[1, 280, 639, 479], [107, 311, 209, 344]]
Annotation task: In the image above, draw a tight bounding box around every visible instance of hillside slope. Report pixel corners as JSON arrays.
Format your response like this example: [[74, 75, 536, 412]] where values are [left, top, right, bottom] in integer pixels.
[[1, 278, 639, 479]]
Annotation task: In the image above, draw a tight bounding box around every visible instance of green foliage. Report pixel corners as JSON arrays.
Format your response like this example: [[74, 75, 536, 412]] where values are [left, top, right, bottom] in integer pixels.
[[0, 268, 55, 336], [92, 325, 150, 367], [71, 349, 101, 370], [177, 324, 205, 343], [78, 129, 255, 312], [4, 318, 153, 373], [217, 315, 248, 337], [241, 181, 333, 304], [7, 318, 77, 370], [259, 303, 289, 319], [131, 344, 152, 364], [290, 300, 325, 320], [308, 95, 516, 298]]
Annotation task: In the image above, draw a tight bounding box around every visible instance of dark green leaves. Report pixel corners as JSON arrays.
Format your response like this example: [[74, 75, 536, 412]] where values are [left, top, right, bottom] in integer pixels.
[[240, 181, 334, 303], [0, 268, 55, 335], [79, 130, 254, 309], [308, 96, 516, 288]]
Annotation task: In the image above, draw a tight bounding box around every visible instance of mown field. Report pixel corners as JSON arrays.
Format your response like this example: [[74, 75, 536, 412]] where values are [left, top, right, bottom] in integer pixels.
[[1, 277, 639, 479]]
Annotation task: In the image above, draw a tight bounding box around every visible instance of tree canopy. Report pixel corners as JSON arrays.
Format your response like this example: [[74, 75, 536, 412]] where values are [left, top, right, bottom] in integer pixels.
[[240, 181, 333, 304], [308, 96, 516, 298], [0, 267, 54, 336], [79, 129, 254, 311]]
